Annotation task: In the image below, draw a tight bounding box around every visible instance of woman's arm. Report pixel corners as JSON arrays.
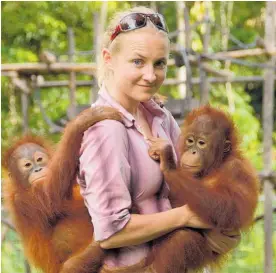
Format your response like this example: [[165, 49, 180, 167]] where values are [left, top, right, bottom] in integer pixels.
[[80, 121, 210, 250], [100, 205, 211, 249]]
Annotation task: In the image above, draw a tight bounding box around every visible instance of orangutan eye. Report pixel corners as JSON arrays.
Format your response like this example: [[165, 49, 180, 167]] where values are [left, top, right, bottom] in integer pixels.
[[197, 140, 207, 148], [18, 158, 33, 171], [35, 152, 49, 164], [186, 137, 194, 146]]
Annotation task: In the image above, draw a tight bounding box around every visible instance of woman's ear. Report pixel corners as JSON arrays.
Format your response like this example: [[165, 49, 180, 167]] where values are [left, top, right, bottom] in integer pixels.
[[102, 48, 113, 70]]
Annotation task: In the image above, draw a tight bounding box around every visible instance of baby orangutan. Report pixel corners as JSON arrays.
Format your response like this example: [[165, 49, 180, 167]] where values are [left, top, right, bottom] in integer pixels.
[[2, 106, 122, 273], [148, 105, 259, 273]]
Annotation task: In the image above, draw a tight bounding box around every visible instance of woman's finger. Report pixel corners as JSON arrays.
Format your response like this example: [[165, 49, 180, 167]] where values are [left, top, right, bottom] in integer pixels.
[[147, 137, 159, 142]]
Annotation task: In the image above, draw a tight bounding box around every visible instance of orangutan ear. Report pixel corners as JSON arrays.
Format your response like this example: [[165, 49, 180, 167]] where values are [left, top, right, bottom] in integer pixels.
[[224, 140, 231, 153]]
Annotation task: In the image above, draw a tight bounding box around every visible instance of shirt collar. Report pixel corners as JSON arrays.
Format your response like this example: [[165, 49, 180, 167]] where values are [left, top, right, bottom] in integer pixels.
[[97, 84, 167, 128]]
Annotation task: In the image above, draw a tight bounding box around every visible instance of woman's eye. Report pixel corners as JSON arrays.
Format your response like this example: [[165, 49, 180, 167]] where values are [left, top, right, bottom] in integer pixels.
[[133, 59, 143, 66], [155, 60, 167, 69]]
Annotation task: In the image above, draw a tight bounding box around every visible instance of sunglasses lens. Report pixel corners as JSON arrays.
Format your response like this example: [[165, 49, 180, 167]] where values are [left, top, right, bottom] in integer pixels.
[[150, 14, 167, 31], [134, 13, 146, 27], [120, 13, 146, 31]]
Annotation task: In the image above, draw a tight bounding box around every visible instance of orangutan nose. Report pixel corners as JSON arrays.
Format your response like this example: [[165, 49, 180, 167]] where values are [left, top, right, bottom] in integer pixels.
[[34, 167, 42, 173]]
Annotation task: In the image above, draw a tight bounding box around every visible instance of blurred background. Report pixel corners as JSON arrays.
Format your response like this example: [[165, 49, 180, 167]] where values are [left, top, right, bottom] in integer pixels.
[[1, 1, 276, 273]]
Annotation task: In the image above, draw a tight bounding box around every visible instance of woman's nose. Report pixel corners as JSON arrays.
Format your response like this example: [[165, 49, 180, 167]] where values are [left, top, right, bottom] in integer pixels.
[[142, 65, 157, 83]]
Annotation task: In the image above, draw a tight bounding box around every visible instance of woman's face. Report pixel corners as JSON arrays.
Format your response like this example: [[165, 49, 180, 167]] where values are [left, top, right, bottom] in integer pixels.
[[106, 26, 170, 104]]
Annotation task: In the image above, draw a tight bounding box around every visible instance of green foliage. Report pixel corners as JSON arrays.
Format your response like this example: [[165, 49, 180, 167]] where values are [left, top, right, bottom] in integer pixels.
[[1, 229, 26, 273], [224, 201, 276, 273], [1, 228, 41, 273], [211, 85, 264, 169]]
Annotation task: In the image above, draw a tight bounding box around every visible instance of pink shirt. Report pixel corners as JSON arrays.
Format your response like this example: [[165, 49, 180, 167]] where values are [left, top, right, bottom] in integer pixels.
[[77, 86, 181, 267]]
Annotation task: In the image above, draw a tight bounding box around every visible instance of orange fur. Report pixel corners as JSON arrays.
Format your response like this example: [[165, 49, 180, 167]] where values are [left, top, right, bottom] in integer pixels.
[[4, 105, 259, 273], [151, 106, 260, 273], [3, 107, 123, 273]]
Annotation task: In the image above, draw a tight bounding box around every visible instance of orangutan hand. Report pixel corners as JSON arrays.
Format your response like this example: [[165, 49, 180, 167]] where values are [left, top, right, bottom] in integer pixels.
[[148, 137, 176, 171], [148, 137, 170, 160], [204, 229, 241, 254]]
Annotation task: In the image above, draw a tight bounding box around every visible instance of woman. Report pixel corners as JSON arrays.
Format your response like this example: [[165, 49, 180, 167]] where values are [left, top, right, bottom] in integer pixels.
[[77, 6, 239, 273]]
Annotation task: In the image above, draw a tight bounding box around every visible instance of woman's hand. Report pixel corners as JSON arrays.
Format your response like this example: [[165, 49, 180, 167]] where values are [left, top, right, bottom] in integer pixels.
[[181, 205, 213, 229]]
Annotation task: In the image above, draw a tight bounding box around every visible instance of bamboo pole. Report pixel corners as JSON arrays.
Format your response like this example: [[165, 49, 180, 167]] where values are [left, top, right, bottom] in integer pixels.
[[3, 75, 274, 90], [37, 80, 95, 88], [1, 63, 97, 74], [213, 47, 276, 58], [96, 2, 107, 68], [168, 51, 234, 77], [1, 218, 15, 231], [21, 92, 29, 133], [1, 226, 9, 242], [150, 1, 157, 11], [92, 12, 100, 102], [24, 260, 31, 273], [200, 2, 212, 105], [176, 1, 187, 99], [163, 75, 275, 85], [221, 1, 235, 112], [263, 2, 276, 273], [68, 28, 77, 120], [184, 3, 193, 106], [9, 76, 275, 90]]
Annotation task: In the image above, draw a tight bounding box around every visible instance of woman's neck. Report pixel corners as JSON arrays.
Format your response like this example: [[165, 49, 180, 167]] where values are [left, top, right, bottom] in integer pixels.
[[105, 82, 139, 116]]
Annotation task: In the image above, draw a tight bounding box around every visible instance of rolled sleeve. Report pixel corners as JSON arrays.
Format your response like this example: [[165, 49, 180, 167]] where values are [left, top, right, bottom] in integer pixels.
[[78, 120, 132, 241]]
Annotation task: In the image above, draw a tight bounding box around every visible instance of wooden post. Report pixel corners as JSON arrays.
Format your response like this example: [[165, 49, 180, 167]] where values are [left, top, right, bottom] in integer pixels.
[[184, 4, 192, 93], [91, 2, 108, 103], [175, 2, 193, 112], [24, 260, 31, 273], [263, 2, 275, 273], [176, 1, 187, 99], [99, 2, 108, 61], [68, 28, 77, 119], [220, 1, 235, 112], [183, 4, 193, 112], [150, 1, 157, 11], [91, 12, 100, 102], [200, 2, 211, 105], [21, 92, 29, 133], [93, 13, 99, 64]]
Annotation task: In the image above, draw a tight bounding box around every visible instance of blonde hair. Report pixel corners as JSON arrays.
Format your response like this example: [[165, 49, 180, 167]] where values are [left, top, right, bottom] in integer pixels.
[[97, 6, 169, 87]]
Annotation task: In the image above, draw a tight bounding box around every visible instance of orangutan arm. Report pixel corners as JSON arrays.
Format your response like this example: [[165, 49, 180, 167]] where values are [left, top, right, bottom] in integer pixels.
[[45, 107, 122, 209]]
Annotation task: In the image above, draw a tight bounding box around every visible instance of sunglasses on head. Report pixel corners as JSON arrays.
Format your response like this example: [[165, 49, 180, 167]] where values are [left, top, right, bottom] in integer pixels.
[[110, 13, 168, 41]]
